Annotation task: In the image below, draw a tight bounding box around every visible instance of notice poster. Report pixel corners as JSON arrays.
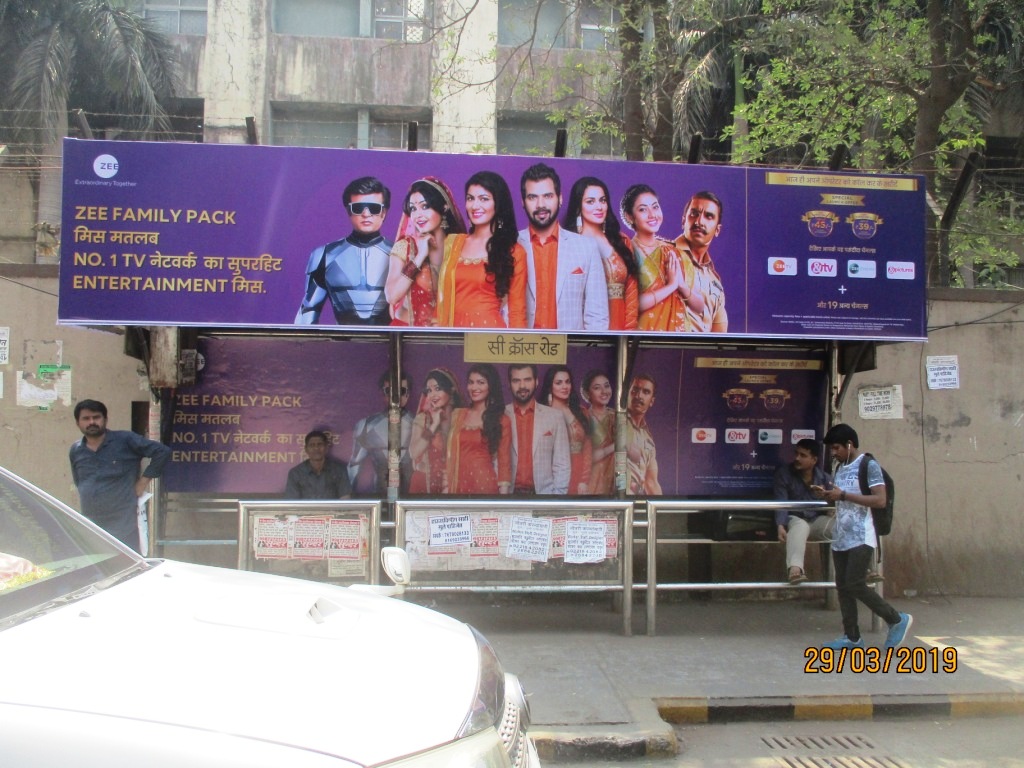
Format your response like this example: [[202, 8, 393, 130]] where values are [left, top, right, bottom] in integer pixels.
[[470, 517, 500, 558], [292, 516, 328, 560], [327, 517, 367, 578], [564, 521, 608, 564], [60, 139, 927, 341], [506, 516, 553, 562], [254, 516, 289, 560]]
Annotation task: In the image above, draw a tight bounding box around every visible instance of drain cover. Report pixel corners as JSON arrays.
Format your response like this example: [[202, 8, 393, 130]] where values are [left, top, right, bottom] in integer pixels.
[[760, 732, 910, 768]]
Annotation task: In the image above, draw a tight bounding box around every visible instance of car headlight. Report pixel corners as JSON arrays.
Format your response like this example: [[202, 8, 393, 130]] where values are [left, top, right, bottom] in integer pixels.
[[457, 627, 506, 739], [451, 628, 538, 768]]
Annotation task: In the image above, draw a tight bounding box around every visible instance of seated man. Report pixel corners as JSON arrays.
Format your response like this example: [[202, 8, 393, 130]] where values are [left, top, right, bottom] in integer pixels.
[[774, 438, 834, 584]]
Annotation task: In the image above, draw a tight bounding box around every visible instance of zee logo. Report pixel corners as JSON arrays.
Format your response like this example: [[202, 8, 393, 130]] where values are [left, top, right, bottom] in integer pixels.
[[93, 153, 119, 179], [808, 259, 837, 276], [769, 257, 797, 276], [691, 428, 717, 444]]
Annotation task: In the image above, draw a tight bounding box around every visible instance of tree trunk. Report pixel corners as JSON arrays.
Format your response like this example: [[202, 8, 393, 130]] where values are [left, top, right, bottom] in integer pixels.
[[649, 0, 679, 161], [619, 0, 646, 161]]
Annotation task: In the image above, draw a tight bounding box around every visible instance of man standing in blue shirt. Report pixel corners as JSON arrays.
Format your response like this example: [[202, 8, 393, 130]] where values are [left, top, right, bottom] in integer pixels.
[[69, 399, 171, 552]]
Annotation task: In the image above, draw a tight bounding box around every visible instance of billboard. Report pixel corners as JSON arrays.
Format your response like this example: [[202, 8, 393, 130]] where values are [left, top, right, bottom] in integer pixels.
[[163, 337, 827, 498], [60, 139, 927, 341]]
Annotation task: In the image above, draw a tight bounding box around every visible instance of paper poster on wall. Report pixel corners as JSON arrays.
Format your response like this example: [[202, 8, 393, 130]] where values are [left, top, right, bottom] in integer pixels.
[[926, 355, 960, 390], [858, 385, 904, 419], [506, 516, 553, 562], [0, 327, 9, 365]]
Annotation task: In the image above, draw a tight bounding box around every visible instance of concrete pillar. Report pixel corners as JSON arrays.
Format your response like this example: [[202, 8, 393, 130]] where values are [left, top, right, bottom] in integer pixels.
[[201, 0, 269, 144], [431, 0, 499, 153]]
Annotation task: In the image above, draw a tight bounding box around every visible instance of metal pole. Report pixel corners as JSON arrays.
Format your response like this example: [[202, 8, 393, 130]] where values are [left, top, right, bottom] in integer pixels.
[[828, 144, 848, 171], [387, 333, 403, 514], [73, 109, 94, 140], [614, 336, 633, 497], [686, 134, 703, 164], [554, 129, 568, 158]]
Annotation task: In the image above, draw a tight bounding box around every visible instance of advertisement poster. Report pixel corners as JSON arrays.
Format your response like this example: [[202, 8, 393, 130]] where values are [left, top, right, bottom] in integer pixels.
[[60, 139, 926, 341], [163, 337, 825, 498]]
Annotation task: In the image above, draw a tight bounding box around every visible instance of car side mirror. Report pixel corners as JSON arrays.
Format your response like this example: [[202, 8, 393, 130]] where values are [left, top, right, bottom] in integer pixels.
[[350, 547, 411, 598], [381, 546, 410, 586]]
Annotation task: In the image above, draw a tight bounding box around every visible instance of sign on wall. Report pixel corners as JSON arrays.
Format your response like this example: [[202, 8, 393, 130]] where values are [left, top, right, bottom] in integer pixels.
[[60, 139, 927, 341]]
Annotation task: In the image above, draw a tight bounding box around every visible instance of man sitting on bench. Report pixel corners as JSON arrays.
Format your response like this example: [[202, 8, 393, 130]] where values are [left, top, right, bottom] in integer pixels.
[[773, 438, 834, 584]]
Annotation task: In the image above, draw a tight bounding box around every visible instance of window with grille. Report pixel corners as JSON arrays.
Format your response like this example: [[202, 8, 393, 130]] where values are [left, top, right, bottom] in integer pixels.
[[274, 0, 430, 39], [271, 105, 431, 150], [374, 0, 429, 42], [579, 0, 618, 50], [143, 0, 207, 35], [497, 113, 563, 156], [273, 0, 361, 37], [498, 0, 569, 48]]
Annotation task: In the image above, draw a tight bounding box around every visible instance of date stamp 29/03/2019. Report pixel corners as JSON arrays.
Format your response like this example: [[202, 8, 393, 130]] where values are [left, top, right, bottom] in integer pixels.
[[804, 646, 958, 674]]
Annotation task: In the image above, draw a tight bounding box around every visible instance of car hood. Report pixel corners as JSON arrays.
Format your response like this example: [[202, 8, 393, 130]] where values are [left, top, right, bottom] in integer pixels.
[[0, 560, 480, 764]]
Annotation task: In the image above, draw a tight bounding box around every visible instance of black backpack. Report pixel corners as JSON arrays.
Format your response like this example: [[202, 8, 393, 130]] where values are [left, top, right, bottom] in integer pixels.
[[858, 452, 894, 536]]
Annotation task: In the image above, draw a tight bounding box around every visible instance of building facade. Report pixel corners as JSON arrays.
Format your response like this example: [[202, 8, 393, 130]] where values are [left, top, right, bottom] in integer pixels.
[[141, 0, 619, 155]]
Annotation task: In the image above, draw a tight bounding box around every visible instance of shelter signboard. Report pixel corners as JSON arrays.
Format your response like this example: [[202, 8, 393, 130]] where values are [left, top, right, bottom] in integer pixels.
[[60, 139, 927, 341], [162, 337, 826, 498]]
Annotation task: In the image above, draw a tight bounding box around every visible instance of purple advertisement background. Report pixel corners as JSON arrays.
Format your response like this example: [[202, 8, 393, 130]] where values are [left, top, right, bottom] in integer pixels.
[[164, 338, 825, 497], [164, 337, 618, 494], [61, 139, 926, 340]]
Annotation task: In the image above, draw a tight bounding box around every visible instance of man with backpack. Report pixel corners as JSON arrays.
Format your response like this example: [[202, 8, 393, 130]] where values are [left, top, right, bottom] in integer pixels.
[[816, 424, 912, 650]]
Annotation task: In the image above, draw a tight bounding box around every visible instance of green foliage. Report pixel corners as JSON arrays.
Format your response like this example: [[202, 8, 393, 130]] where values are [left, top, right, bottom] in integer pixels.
[[0, 0, 178, 155], [730, 0, 1019, 178], [949, 192, 1024, 289]]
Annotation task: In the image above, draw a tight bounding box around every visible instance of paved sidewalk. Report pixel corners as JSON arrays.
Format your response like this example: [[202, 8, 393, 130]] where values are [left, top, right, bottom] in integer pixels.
[[421, 593, 1024, 761]]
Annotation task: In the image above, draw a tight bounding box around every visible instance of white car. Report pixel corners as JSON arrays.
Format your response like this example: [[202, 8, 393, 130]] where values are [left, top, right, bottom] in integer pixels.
[[0, 466, 539, 768]]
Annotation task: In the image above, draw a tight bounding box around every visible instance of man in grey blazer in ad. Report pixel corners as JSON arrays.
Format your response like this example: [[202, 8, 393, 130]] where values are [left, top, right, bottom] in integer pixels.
[[505, 364, 571, 495], [518, 163, 609, 331]]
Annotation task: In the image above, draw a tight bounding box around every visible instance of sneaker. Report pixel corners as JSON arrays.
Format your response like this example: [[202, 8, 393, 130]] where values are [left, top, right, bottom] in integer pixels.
[[825, 635, 865, 650], [885, 613, 914, 649]]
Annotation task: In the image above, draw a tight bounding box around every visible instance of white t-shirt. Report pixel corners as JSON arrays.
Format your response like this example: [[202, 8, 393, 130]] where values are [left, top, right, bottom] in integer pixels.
[[831, 453, 883, 551]]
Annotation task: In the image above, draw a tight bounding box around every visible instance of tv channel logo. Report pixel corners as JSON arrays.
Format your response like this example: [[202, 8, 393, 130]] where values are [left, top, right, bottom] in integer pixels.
[[93, 154, 119, 179], [886, 262, 916, 280], [807, 259, 837, 277], [768, 257, 797, 276], [847, 260, 877, 278], [692, 428, 718, 444], [725, 428, 750, 444], [758, 429, 783, 444]]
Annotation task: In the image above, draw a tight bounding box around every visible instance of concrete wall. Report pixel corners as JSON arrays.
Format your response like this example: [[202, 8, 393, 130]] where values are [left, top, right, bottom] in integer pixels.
[[268, 36, 432, 106], [837, 290, 1024, 598], [0, 169, 36, 264], [0, 266, 152, 509]]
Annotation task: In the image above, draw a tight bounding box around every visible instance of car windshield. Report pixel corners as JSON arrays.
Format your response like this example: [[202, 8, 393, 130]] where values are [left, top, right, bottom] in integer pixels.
[[0, 467, 146, 628]]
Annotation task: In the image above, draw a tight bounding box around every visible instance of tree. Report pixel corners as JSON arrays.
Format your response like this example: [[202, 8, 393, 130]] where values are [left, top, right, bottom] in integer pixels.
[[730, 0, 1023, 284], [733, 0, 1022, 182], [0, 0, 178, 158]]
